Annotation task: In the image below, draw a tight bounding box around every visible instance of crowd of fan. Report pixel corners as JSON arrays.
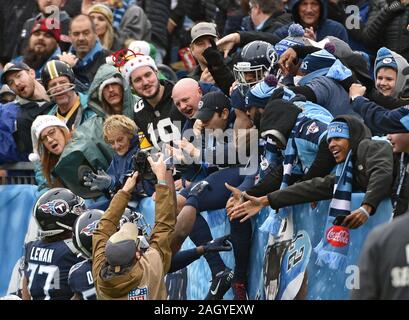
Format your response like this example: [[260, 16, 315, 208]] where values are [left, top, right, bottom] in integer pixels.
[[1, 0, 409, 300]]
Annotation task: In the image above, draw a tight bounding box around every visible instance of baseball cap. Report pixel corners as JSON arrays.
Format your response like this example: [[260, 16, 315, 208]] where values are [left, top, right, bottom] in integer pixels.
[[1, 61, 31, 84], [193, 91, 231, 121], [105, 222, 140, 273], [190, 22, 217, 44]]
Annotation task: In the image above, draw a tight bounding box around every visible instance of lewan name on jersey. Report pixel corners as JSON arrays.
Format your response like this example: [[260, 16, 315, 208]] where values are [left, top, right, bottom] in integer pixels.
[[30, 247, 55, 264]]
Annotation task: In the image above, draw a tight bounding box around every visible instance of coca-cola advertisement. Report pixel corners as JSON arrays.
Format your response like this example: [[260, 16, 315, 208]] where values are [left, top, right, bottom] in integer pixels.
[[326, 225, 350, 247]]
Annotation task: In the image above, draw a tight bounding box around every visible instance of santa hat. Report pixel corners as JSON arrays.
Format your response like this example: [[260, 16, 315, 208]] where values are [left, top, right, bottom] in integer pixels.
[[98, 77, 123, 102], [128, 40, 157, 60], [29, 115, 69, 162], [121, 55, 158, 85]]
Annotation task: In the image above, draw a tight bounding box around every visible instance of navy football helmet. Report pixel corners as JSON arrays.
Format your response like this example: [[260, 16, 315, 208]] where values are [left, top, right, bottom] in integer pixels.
[[34, 188, 86, 238], [72, 209, 103, 259], [233, 40, 278, 95]]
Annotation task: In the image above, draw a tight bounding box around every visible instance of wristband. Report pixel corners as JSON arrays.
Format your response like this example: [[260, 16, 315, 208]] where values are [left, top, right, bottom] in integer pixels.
[[157, 179, 167, 186], [359, 206, 370, 218]]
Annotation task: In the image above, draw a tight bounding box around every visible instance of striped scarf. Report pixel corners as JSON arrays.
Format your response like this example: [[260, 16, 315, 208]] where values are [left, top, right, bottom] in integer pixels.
[[260, 116, 309, 237], [113, 0, 135, 29], [314, 150, 353, 270]]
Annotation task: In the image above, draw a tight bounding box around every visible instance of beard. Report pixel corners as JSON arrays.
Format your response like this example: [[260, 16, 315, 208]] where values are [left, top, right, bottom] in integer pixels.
[[23, 44, 56, 71], [139, 81, 161, 100]]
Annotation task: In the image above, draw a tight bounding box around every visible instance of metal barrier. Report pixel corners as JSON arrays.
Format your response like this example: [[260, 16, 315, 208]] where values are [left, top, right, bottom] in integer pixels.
[[0, 162, 37, 185]]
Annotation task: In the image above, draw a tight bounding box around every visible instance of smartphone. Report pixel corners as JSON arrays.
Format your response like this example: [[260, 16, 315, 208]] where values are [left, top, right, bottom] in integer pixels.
[[333, 215, 347, 226]]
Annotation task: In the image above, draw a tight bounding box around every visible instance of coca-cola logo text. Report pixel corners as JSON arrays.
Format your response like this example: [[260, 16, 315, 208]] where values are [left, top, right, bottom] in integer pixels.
[[326, 226, 349, 247]]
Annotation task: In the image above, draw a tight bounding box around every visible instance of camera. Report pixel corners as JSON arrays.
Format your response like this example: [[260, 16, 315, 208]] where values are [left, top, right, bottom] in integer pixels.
[[124, 151, 157, 184], [133, 151, 156, 181]]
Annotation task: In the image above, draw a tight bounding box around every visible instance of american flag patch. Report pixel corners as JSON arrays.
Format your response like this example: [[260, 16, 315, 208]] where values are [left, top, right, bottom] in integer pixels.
[[128, 287, 148, 300]]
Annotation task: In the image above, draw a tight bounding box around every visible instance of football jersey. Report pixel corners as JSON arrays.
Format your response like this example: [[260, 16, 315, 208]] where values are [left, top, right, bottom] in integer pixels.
[[24, 239, 83, 300], [68, 259, 96, 300]]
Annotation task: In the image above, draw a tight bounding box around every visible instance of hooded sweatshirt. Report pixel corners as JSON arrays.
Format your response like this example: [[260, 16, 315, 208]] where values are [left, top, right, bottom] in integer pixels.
[[374, 47, 409, 100], [88, 63, 138, 120], [267, 115, 394, 213], [274, 0, 349, 43]]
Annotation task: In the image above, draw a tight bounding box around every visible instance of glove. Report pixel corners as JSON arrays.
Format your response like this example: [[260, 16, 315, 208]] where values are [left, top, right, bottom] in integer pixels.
[[203, 38, 224, 66], [83, 169, 112, 191], [202, 235, 233, 253], [386, 1, 405, 13], [188, 180, 210, 197]]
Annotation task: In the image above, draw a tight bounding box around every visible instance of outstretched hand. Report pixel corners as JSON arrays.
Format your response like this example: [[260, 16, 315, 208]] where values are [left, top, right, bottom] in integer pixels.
[[230, 193, 268, 222], [225, 183, 244, 217]]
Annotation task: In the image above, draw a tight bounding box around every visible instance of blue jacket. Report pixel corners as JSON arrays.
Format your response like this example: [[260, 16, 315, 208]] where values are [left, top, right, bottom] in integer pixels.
[[352, 96, 409, 135], [107, 136, 155, 198], [0, 102, 29, 163], [274, 0, 348, 43]]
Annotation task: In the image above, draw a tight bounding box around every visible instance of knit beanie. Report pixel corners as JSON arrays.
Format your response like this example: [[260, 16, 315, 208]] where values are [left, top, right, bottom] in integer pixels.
[[275, 23, 305, 57], [29, 115, 69, 162], [326, 121, 350, 142], [121, 55, 158, 85], [300, 49, 336, 75], [374, 47, 398, 76], [98, 76, 123, 102], [32, 18, 61, 42], [260, 99, 302, 147], [88, 4, 113, 24], [245, 75, 278, 110]]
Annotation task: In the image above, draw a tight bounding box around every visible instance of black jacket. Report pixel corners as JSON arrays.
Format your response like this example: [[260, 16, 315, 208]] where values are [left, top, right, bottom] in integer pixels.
[[0, 0, 38, 64], [140, 0, 171, 50], [362, 0, 409, 62], [267, 115, 394, 214]]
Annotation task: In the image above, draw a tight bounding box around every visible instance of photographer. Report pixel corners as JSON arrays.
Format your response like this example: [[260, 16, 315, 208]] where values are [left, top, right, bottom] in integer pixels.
[[92, 154, 176, 300]]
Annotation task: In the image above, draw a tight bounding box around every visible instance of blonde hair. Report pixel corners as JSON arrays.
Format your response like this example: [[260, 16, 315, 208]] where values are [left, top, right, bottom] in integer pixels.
[[103, 115, 138, 143], [39, 127, 72, 188], [101, 23, 114, 50]]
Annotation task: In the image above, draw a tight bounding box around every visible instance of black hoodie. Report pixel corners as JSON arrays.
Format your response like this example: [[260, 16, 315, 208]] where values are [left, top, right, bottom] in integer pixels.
[[267, 115, 394, 214]]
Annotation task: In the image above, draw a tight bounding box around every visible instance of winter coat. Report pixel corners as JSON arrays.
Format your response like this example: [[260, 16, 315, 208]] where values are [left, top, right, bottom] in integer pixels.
[[274, 0, 349, 43], [106, 137, 155, 198], [93, 185, 175, 300], [362, 0, 409, 62], [48, 92, 95, 130], [352, 96, 409, 135], [238, 11, 293, 46], [69, 41, 110, 89], [88, 64, 138, 120], [140, 0, 171, 50], [115, 4, 152, 47], [267, 115, 394, 213]]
